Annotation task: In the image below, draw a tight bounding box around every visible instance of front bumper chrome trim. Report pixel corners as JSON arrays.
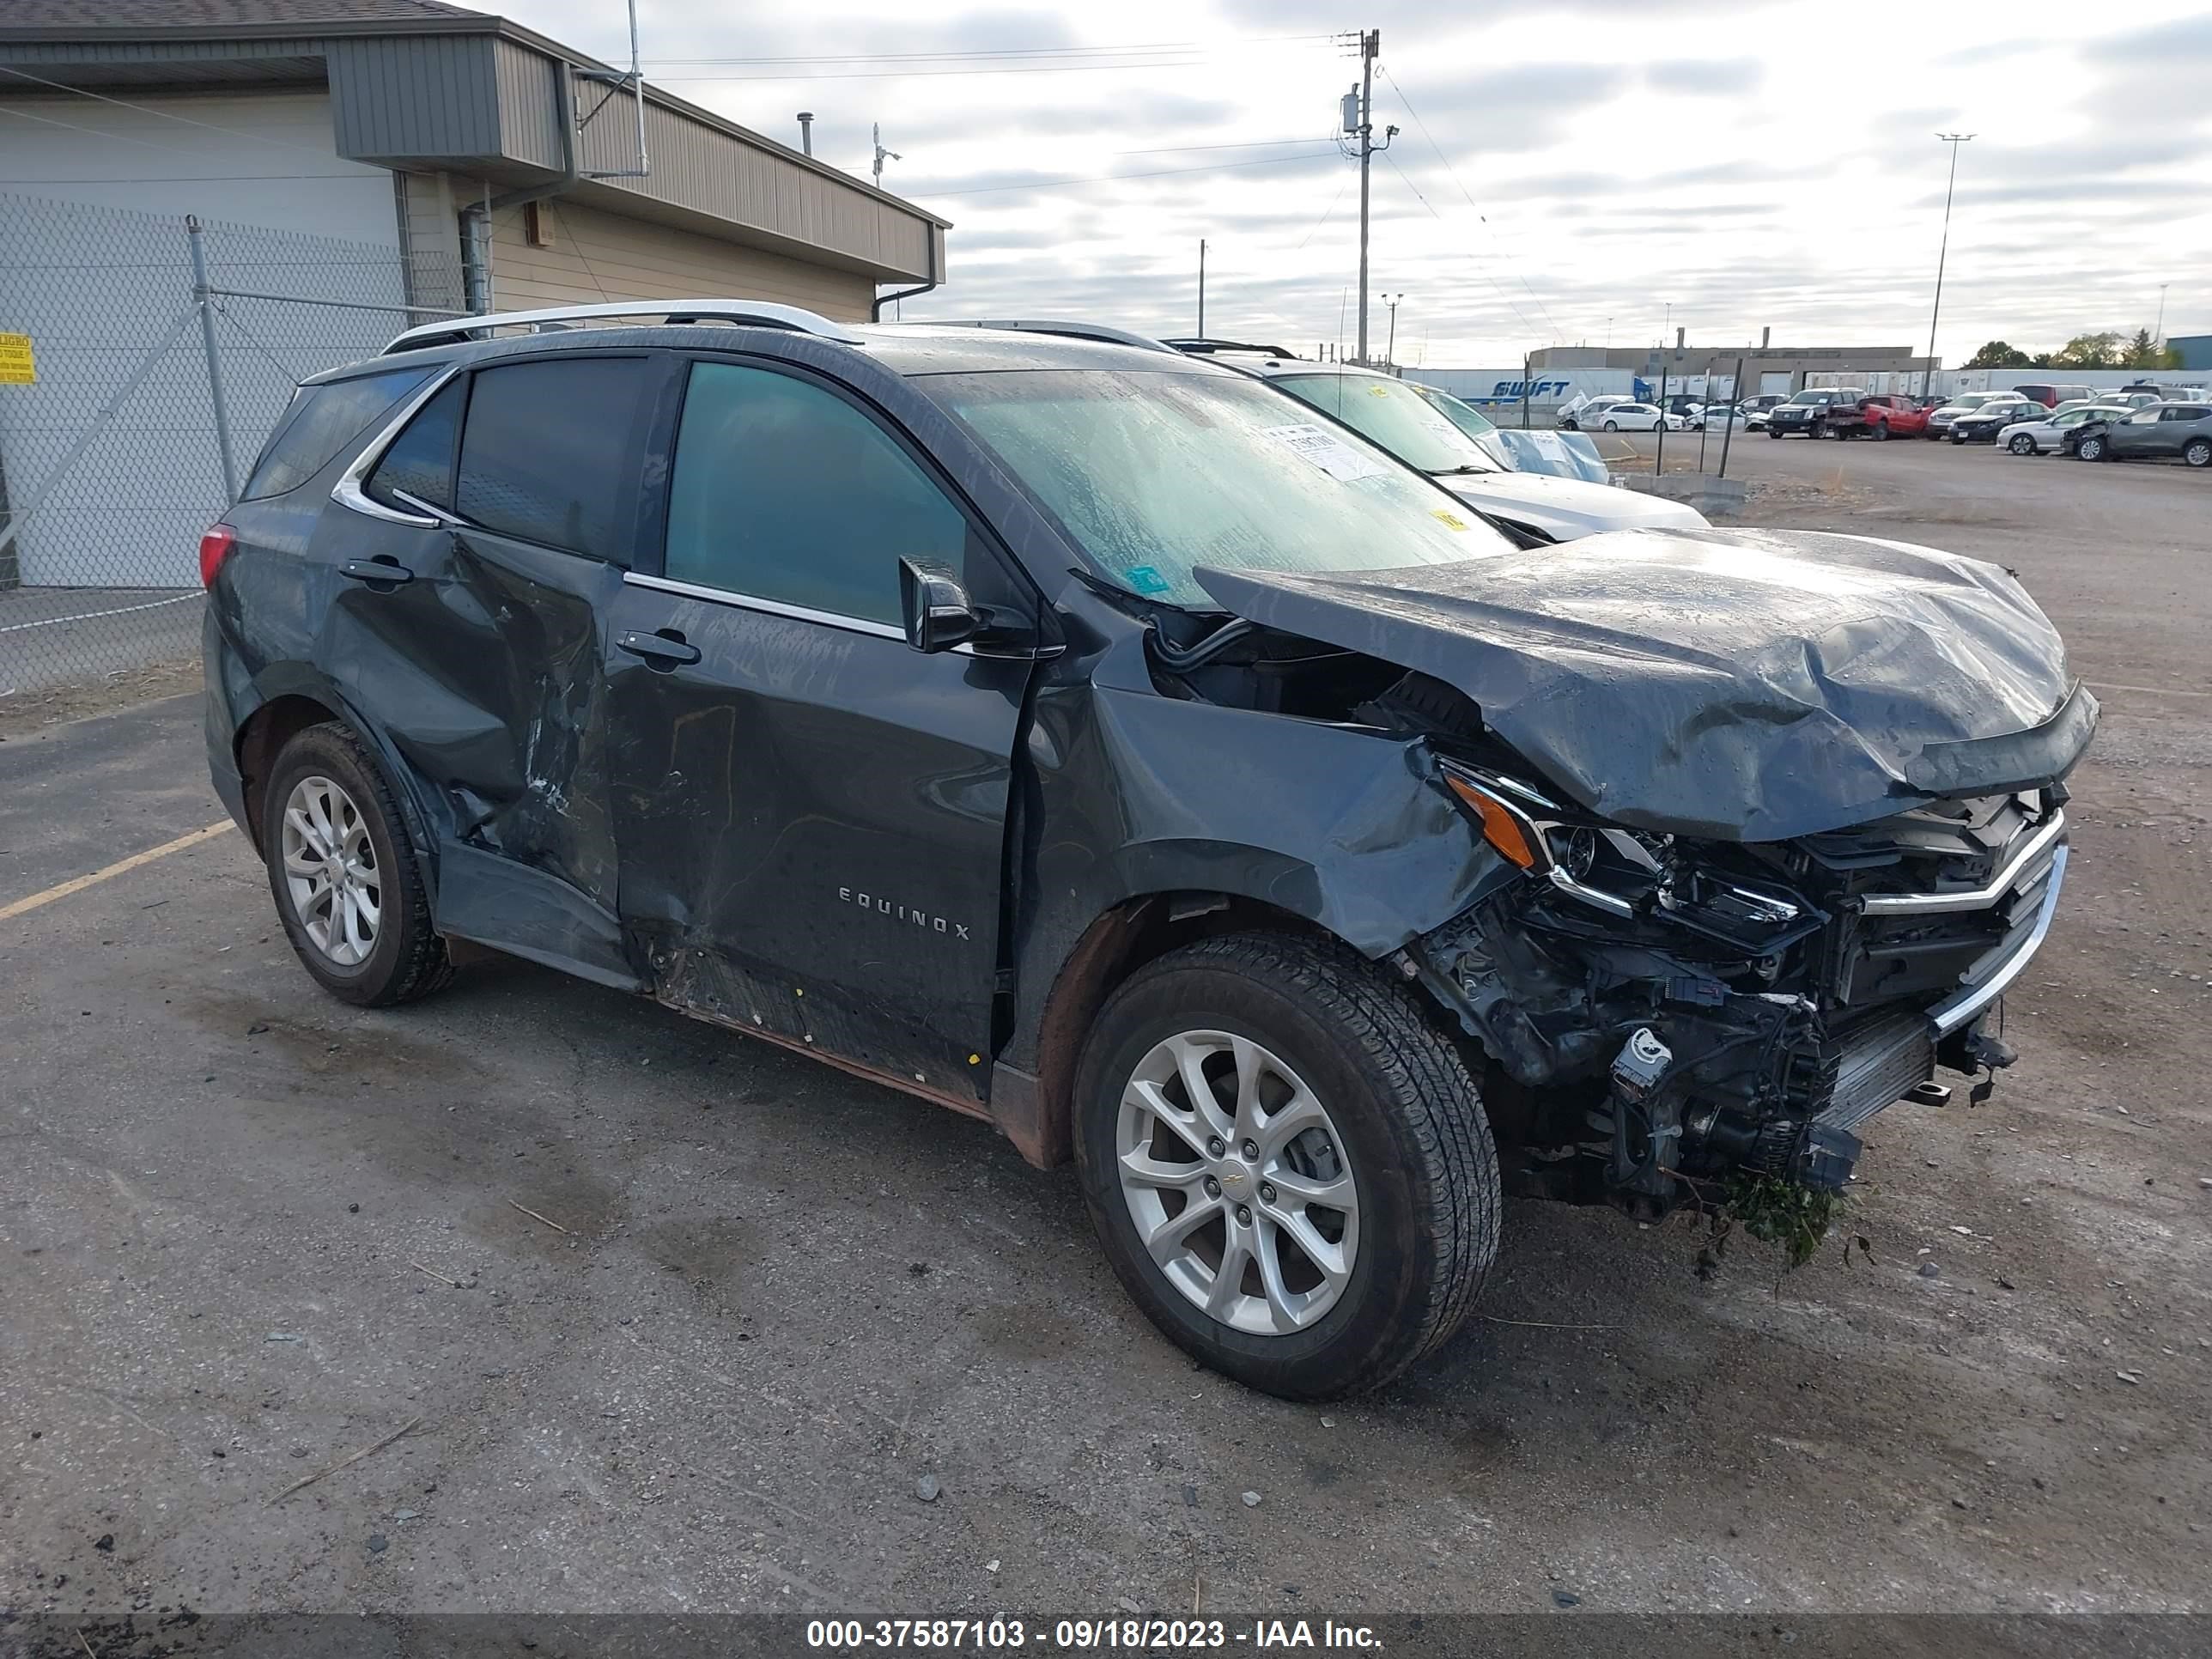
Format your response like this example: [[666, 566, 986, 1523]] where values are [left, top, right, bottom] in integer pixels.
[[1862, 809, 2067, 915], [1928, 843, 2068, 1036]]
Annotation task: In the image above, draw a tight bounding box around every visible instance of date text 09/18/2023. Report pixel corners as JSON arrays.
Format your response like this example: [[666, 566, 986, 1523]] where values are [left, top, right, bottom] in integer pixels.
[[805, 1618, 1383, 1650]]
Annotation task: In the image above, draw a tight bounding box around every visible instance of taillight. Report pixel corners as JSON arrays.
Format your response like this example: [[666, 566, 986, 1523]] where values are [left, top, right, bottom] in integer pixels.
[[198, 524, 235, 589]]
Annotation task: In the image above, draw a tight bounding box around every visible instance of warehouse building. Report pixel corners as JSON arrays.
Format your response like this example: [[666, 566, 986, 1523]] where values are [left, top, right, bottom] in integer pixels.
[[1529, 332, 1940, 398], [0, 0, 946, 320], [0, 0, 947, 592]]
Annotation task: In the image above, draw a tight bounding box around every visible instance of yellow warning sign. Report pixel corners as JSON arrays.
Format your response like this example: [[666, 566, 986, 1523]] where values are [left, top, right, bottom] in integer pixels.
[[0, 333, 34, 384]]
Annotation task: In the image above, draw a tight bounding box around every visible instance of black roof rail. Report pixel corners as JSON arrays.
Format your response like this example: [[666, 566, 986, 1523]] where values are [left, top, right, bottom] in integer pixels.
[[1160, 337, 1298, 357], [932, 319, 1180, 354]]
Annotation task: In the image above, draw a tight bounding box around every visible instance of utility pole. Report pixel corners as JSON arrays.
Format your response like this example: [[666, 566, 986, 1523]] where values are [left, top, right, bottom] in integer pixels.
[[1383, 293, 1401, 368], [872, 122, 901, 188], [2155, 283, 2168, 343], [1197, 240, 1206, 338], [1923, 132, 1974, 398], [1340, 28, 1396, 366]]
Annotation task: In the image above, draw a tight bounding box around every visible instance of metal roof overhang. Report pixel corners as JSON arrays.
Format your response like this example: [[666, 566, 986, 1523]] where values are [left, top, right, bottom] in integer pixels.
[[0, 16, 948, 286]]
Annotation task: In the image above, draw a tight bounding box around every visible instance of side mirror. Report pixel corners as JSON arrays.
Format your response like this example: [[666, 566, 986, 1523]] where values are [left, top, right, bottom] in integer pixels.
[[898, 557, 981, 653]]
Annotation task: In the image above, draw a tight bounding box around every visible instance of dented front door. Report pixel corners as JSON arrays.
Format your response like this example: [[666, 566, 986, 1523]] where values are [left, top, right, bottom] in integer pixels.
[[601, 354, 1034, 1105], [603, 584, 1029, 1103]]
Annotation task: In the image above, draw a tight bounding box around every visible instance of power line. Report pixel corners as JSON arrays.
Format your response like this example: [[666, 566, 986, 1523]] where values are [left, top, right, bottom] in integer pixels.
[[921, 148, 1339, 199], [1382, 153, 1546, 340], [0, 64, 343, 161], [1295, 172, 1353, 252], [650, 62, 1224, 82], [1381, 66, 1563, 339], [642, 36, 1328, 64], [1114, 137, 1336, 157], [638, 34, 1331, 64]]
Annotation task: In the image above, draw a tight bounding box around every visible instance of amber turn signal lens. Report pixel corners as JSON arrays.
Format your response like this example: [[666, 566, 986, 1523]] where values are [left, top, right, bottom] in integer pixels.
[[1443, 774, 1540, 869]]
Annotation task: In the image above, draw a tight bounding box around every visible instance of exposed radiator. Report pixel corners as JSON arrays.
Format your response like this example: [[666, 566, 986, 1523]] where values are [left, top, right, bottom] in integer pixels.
[[1814, 1006, 1937, 1133]]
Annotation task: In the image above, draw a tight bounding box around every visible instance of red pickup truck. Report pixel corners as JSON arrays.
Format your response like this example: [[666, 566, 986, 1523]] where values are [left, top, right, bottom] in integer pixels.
[[1827, 393, 1931, 441]]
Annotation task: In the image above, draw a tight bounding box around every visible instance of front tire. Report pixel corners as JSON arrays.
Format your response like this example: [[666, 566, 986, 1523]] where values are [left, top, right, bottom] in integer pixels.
[[2077, 434, 2107, 462], [2009, 433, 2037, 454], [261, 721, 451, 1007], [1073, 932, 1499, 1400]]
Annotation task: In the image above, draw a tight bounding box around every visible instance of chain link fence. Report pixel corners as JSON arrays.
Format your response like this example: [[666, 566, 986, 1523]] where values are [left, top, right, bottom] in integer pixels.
[[0, 192, 460, 714]]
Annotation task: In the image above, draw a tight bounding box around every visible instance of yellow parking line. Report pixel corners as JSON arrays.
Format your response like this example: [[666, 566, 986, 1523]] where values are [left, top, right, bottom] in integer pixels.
[[0, 820, 236, 922]]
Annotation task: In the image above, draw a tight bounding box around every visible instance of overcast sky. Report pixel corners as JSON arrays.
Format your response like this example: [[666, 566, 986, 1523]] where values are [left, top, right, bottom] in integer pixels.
[[510, 0, 2209, 367]]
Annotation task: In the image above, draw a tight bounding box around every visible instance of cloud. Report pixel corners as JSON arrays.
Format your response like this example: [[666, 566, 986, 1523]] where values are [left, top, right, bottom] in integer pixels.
[[2085, 14, 2212, 65], [1644, 58, 1763, 96]]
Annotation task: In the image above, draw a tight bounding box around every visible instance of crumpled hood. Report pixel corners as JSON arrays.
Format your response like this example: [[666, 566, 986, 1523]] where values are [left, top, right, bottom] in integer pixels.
[[1194, 528, 2096, 842]]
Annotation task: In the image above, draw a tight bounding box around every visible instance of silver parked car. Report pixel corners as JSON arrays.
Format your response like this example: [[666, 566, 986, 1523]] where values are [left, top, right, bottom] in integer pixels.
[[1995, 404, 2130, 455]]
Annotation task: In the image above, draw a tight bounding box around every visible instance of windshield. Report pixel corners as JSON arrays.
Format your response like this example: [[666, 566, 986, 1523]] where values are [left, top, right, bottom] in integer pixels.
[[923, 368, 1515, 610], [1788, 391, 1841, 405], [1411, 383, 1499, 440], [1267, 372, 1502, 474]]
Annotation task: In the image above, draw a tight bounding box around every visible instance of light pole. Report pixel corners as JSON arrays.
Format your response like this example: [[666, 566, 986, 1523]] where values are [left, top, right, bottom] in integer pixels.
[[2156, 283, 2168, 344], [1383, 293, 1401, 368], [1923, 132, 1974, 398]]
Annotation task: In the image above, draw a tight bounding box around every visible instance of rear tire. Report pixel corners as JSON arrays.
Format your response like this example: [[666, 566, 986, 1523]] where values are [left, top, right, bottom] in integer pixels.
[[1602, 419, 1620, 432], [1073, 932, 1499, 1400], [260, 721, 451, 1007], [2185, 438, 2210, 469]]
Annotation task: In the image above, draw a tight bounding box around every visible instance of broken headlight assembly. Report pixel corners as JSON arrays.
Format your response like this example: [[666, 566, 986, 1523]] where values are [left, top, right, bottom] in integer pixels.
[[1437, 759, 1823, 950]]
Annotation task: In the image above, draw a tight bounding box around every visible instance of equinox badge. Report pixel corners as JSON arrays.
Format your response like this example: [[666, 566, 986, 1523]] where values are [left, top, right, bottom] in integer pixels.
[[838, 885, 971, 940]]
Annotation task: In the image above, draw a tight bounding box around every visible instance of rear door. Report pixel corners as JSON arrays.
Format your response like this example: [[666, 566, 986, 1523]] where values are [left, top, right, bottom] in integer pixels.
[[602, 353, 1042, 1103], [329, 349, 665, 985], [2156, 404, 2211, 454]]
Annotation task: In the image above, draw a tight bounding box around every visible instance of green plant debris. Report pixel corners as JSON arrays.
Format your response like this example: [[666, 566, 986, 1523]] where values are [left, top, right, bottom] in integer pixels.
[[1715, 1174, 1848, 1271]]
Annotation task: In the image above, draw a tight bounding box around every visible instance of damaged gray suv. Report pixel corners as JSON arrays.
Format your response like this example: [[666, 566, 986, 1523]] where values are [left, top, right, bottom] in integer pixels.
[[202, 302, 2093, 1399]]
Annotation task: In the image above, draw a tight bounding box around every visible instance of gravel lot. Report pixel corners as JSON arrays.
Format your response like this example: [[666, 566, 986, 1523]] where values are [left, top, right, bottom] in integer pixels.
[[2, 434, 2206, 1635]]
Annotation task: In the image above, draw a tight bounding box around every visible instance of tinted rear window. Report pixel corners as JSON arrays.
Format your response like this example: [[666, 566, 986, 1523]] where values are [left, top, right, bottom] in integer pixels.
[[454, 357, 654, 557], [365, 378, 463, 512], [240, 368, 431, 501]]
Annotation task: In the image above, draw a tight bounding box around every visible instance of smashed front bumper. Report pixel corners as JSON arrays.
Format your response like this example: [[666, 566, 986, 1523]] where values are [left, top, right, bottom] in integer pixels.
[[1400, 800, 2071, 1204]]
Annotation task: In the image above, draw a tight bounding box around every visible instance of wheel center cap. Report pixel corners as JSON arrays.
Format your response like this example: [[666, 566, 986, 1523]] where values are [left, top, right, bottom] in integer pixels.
[[1216, 1161, 1253, 1199]]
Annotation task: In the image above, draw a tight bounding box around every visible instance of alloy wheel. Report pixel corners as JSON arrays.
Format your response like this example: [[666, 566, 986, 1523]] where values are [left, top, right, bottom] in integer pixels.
[[1115, 1030, 1360, 1336], [280, 775, 381, 966]]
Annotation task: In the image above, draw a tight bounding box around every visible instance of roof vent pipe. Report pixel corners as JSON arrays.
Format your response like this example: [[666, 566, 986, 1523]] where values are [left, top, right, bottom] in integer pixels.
[[797, 112, 814, 155]]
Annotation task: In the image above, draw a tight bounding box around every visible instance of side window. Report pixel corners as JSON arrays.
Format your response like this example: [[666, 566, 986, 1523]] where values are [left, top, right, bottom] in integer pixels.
[[365, 379, 463, 512], [240, 367, 431, 501], [2124, 409, 2161, 424], [454, 356, 654, 557], [662, 361, 969, 627]]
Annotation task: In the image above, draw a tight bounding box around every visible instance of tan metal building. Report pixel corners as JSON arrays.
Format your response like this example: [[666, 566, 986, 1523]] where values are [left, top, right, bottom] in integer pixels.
[[1530, 336, 1938, 398], [0, 0, 948, 321]]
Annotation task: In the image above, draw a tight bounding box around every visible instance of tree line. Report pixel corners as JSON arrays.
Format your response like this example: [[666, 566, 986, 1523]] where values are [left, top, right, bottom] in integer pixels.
[[1965, 329, 2182, 371]]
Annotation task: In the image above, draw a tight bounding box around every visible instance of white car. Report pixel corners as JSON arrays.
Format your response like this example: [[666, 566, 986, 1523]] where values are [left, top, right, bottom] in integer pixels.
[[1587, 403, 1689, 433], [1557, 393, 1638, 431], [1233, 361, 1710, 541], [1996, 404, 2133, 456]]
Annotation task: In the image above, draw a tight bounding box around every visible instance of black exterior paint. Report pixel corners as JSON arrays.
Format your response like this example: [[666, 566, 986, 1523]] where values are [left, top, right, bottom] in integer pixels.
[[204, 321, 2087, 1179], [1195, 530, 2095, 842]]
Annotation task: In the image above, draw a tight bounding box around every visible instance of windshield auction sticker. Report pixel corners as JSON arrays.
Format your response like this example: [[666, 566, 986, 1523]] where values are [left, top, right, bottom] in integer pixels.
[[1260, 422, 1389, 482]]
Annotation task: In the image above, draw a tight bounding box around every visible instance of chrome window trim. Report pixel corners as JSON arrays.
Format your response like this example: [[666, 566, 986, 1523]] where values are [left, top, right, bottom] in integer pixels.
[[1928, 844, 2068, 1036], [330, 365, 461, 528], [1861, 809, 2067, 915], [623, 570, 907, 642]]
